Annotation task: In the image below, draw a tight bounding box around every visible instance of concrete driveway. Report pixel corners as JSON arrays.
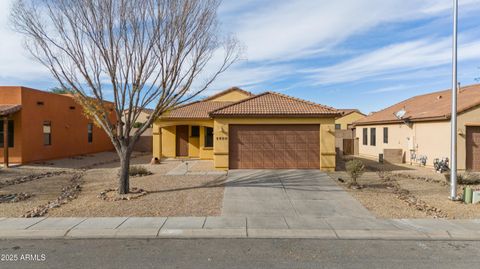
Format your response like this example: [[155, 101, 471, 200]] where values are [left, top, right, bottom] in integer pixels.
[[222, 170, 373, 219]]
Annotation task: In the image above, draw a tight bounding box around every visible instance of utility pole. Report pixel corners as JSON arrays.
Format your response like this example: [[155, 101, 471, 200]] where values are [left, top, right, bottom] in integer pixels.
[[450, 0, 458, 200]]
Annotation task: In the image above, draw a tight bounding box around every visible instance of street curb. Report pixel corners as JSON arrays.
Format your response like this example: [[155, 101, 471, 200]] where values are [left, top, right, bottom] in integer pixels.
[[1, 228, 480, 240]]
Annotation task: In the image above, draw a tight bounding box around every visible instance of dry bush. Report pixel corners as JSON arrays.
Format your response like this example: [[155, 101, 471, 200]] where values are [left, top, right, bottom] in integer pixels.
[[346, 159, 365, 187], [128, 166, 152, 177]]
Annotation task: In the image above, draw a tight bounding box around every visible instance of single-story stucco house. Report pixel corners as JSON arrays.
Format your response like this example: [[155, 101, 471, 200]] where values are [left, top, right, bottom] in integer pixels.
[[354, 84, 480, 171], [335, 109, 365, 130], [153, 87, 340, 171], [123, 107, 154, 152], [0, 86, 114, 165], [335, 109, 365, 156]]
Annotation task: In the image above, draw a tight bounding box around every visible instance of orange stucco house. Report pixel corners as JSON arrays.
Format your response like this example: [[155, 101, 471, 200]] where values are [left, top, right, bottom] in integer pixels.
[[0, 86, 114, 165]]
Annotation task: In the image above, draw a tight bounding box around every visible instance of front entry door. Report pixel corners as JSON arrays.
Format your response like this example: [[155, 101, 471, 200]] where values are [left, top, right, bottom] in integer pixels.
[[176, 125, 189, 157]]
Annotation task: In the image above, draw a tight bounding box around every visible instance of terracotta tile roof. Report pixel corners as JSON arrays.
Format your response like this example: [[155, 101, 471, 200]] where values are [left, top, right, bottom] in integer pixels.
[[355, 84, 480, 125], [0, 104, 21, 116], [160, 101, 234, 119], [210, 92, 339, 117], [159, 87, 253, 119]]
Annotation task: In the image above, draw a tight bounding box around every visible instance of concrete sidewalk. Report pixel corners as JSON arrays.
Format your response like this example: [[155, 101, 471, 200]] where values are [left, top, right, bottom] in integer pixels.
[[0, 216, 479, 240]]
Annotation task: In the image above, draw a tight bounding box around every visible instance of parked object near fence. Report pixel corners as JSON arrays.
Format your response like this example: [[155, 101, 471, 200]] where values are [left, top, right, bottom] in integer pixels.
[[383, 149, 403, 164]]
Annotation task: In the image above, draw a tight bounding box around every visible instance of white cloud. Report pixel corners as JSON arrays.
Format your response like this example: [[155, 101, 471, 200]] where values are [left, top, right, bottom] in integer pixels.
[[222, 0, 478, 63], [0, 0, 50, 83], [1, 0, 479, 93], [305, 34, 480, 85]]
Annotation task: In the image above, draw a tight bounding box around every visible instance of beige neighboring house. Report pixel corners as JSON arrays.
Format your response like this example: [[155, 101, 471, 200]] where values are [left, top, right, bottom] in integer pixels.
[[335, 109, 365, 130], [354, 84, 480, 171], [335, 109, 365, 156], [123, 108, 154, 152]]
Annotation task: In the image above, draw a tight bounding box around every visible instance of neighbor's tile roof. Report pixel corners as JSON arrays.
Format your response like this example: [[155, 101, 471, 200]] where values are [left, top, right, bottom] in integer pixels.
[[160, 101, 234, 119], [355, 84, 480, 125], [210, 92, 339, 117], [0, 104, 21, 116]]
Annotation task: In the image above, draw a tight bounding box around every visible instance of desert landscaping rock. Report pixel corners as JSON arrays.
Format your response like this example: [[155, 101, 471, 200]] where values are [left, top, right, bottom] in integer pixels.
[[0, 193, 32, 203], [98, 187, 148, 201], [0, 171, 68, 189], [333, 157, 480, 219], [21, 173, 84, 218]]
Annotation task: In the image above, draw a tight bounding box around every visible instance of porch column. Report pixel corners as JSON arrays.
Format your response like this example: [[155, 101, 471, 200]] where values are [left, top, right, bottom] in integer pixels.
[[3, 116, 8, 168]]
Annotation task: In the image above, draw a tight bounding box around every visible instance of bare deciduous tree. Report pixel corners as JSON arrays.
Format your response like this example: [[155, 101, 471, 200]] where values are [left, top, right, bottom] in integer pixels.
[[11, 0, 240, 194]]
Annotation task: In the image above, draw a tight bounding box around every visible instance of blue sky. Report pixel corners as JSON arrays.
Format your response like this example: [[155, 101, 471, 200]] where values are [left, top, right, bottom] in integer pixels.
[[0, 0, 479, 113]]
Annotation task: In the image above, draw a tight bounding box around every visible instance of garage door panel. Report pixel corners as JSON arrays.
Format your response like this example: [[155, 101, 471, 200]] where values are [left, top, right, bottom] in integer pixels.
[[296, 134, 308, 144], [264, 150, 275, 168], [229, 124, 320, 169], [467, 126, 480, 171], [274, 150, 286, 168]]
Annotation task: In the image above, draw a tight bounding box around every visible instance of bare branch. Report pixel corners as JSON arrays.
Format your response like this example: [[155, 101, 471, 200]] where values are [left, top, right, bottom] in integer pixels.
[[11, 0, 240, 194]]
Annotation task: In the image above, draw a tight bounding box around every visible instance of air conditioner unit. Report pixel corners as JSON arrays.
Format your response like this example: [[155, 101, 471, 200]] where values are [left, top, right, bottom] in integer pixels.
[[472, 191, 480, 204]]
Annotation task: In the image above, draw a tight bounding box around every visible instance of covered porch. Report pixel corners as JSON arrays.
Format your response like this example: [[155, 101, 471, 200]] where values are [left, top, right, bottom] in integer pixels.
[[0, 104, 22, 167], [153, 120, 215, 160]]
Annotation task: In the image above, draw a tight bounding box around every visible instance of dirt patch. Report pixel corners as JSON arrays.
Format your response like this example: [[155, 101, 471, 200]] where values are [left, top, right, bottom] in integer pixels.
[[333, 157, 480, 219], [21, 173, 84, 218], [46, 161, 225, 217], [0, 173, 75, 217], [0, 153, 225, 217], [331, 171, 429, 219]]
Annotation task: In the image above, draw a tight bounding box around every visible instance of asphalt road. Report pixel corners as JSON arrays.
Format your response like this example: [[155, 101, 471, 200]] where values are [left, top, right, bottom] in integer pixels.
[[1, 239, 480, 269]]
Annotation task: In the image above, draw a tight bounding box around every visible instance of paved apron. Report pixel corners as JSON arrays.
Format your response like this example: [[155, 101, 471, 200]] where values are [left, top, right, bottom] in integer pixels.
[[222, 170, 373, 218]]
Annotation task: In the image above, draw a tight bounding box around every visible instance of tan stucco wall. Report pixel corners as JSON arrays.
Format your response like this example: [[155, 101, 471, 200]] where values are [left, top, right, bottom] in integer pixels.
[[209, 91, 251, 102], [335, 112, 365, 130], [213, 118, 336, 171], [160, 125, 176, 158], [356, 106, 480, 170], [152, 89, 251, 160], [122, 111, 151, 125], [153, 119, 214, 159], [413, 121, 450, 166], [356, 123, 413, 162]]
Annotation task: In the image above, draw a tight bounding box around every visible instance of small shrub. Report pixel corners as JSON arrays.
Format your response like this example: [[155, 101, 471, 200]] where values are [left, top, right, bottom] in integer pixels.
[[132, 122, 144, 128], [346, 159, 365, 187], [129, 165, 152, 177]]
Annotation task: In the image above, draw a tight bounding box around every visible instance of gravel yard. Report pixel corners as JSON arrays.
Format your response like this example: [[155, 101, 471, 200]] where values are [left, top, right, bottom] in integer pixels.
[[0, 153, 225, 217], [48, 161, 225, 217], [0, 173, 74, 217], [331, 156, 480, 219]]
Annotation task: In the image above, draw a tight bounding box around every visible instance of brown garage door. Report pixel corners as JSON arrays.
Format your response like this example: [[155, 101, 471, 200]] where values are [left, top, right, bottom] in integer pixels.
[[229, 124, 320, 169], [466, 126, 480, 171]]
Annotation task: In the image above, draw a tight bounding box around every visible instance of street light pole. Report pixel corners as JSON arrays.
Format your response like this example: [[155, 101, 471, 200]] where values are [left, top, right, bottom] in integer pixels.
[[450, 0, 458, 200]]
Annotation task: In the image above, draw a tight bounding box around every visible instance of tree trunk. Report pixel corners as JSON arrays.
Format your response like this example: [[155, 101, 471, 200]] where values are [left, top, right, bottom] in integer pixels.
[[119, 149, 132, 194]]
